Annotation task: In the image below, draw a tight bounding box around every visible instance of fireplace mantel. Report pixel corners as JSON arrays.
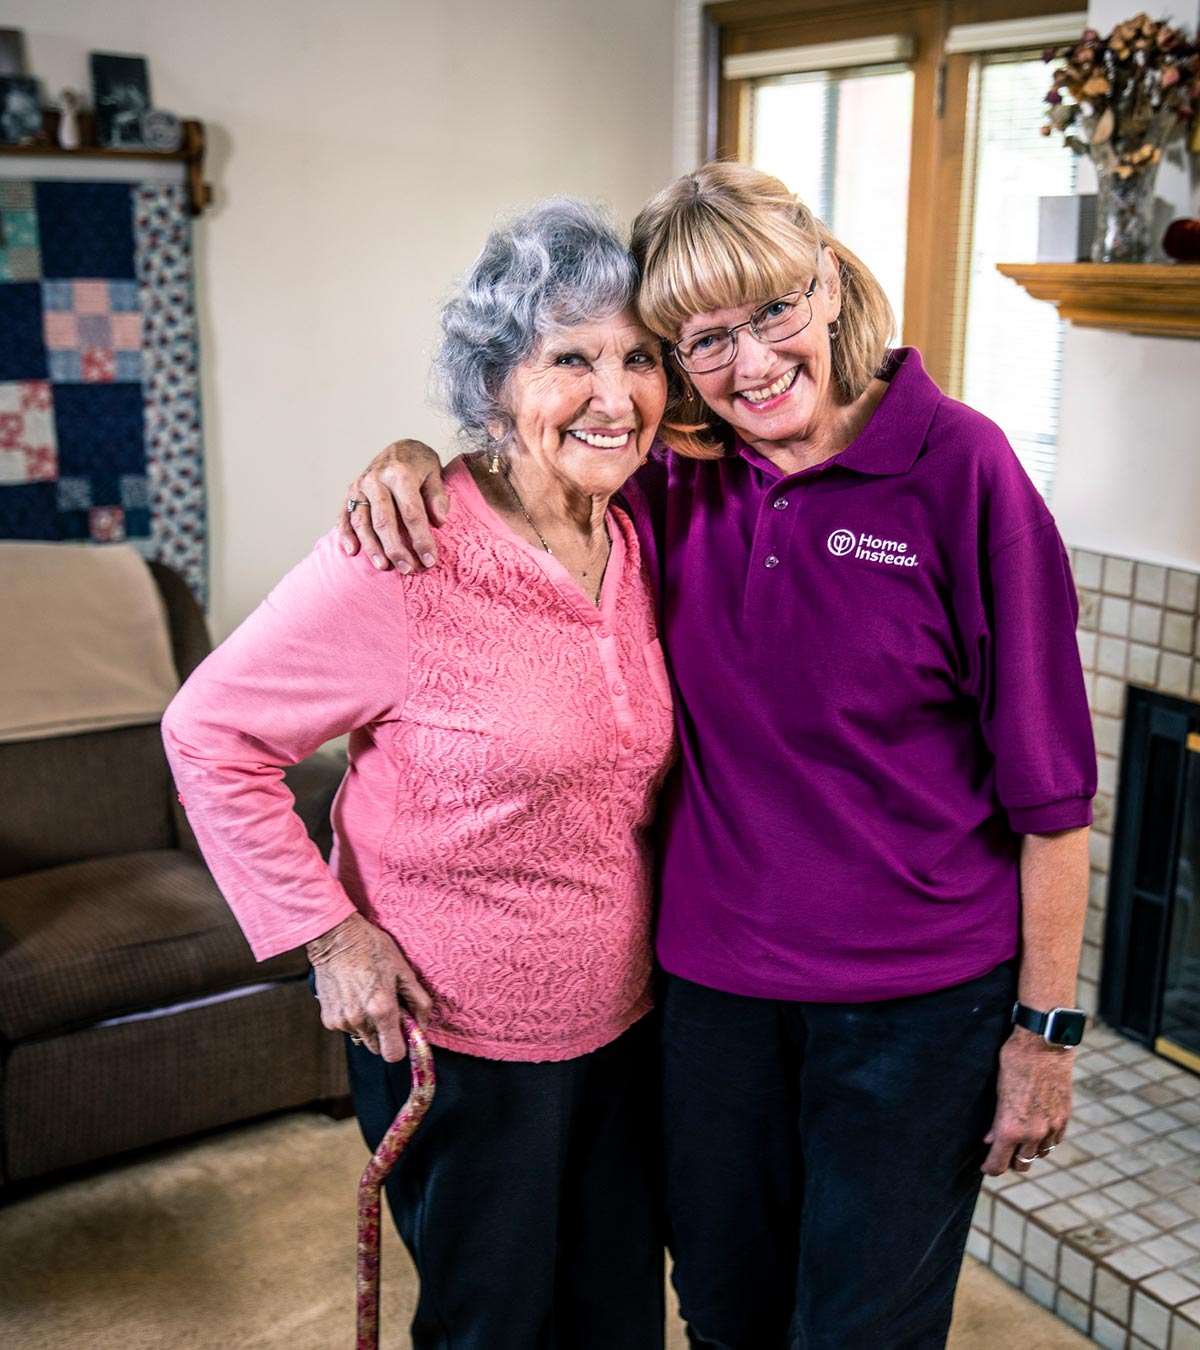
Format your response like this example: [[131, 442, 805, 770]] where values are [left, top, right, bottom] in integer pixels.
[[997, 262, 1200, 340]]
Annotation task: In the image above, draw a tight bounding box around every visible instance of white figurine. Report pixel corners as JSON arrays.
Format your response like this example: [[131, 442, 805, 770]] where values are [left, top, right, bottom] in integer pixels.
[[57, 89, 80, 149]]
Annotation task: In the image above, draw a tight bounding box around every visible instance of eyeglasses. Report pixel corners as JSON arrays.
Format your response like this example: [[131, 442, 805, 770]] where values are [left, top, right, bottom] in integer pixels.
[[671, 281, 818, 375]]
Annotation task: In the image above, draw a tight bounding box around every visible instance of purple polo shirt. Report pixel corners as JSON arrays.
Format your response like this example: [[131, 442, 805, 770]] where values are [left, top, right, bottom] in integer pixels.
[[622, 348, 1096, 1003]]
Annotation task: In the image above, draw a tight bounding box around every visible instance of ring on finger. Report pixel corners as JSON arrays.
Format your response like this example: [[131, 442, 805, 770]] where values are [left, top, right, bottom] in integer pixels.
[[1037, 1144, 1057, 1157], [347, 498, 368, 512], [349, 1034, 364, 1046], [1016, 1153, 1039, 1164]]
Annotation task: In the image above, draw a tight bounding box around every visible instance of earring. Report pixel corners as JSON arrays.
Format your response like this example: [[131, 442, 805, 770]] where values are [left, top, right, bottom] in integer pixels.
[[488, 444, 502, 475], [828, 319, 841, 340]]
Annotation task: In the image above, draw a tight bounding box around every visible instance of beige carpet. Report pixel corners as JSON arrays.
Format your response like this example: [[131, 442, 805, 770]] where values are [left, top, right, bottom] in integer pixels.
[[0, 1111, 1089, 1349]]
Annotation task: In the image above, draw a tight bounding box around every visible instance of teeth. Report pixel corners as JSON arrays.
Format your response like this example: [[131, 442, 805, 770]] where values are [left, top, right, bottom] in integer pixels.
[[572, 430, 630, 448], [740, 367, 798, 404]]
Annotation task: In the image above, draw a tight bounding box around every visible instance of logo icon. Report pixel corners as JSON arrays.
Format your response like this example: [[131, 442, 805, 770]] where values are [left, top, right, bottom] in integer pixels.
[[827, 529, 856, 557]]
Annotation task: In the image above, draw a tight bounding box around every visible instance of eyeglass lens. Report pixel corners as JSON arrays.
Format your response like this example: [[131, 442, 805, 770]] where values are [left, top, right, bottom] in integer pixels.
[[675, 289, 812, 373]]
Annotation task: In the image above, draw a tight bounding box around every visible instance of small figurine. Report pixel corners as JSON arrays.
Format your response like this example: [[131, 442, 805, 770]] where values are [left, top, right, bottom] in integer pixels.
[[56, 88, 80, 149]]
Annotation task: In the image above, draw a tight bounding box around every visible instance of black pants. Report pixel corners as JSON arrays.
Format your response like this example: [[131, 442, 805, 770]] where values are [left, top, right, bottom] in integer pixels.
[[348, 1015, 665, 1350], [661, 962, 1017, 1350]]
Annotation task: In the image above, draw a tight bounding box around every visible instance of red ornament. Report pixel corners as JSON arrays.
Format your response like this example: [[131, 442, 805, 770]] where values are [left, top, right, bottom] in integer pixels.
[[1163, 217, 1200, 261]]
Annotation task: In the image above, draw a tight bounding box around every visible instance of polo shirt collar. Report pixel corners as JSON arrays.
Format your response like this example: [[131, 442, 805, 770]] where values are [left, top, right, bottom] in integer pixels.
[[734, 347, 941, 479]]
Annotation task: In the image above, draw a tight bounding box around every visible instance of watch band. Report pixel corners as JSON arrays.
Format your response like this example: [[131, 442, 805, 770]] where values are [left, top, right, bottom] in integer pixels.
[[1012, 1001, 1086, 1047]]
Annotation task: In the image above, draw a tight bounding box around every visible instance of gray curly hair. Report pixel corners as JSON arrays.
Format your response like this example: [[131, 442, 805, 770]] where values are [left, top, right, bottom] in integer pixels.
[[434, 197, 638, 452]]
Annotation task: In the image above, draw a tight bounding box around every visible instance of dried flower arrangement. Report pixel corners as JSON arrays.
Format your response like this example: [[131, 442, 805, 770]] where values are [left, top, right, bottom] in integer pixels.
[[1042, 13, 1200, 178]]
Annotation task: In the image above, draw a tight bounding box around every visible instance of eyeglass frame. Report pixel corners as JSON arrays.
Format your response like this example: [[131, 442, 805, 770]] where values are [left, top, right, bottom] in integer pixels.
[[670, 279, 819, 375]]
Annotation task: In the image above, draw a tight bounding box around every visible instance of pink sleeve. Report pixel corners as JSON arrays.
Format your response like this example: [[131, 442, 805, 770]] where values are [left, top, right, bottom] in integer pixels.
[[161, 532, 409, 960]]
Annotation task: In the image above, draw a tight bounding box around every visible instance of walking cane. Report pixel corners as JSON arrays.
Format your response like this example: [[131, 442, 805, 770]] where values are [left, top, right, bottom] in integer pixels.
[[356, 1011, 436, 1350]]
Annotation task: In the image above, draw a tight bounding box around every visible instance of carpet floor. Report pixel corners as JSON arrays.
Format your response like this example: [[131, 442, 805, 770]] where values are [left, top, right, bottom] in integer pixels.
[[0, 1111, 1089, 1349]]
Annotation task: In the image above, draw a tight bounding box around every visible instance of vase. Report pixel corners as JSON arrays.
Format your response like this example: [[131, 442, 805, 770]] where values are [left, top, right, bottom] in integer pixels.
[[1090, 157, 1161, 262]]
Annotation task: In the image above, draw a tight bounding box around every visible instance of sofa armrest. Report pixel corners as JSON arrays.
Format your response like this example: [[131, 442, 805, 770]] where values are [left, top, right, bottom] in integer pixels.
[[284, 747, 346, 862]]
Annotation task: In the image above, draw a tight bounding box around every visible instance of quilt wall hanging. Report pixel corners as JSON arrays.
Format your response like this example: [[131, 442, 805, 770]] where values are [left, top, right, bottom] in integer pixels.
[[0, 178, 207, 603]]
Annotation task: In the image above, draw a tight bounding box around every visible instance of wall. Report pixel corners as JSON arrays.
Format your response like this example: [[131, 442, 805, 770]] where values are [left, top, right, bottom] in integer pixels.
[[5, 0, 677, 636]]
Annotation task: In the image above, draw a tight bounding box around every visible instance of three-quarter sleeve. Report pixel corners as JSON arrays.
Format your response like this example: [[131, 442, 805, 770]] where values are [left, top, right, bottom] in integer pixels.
[[161, 532, 409, 959]]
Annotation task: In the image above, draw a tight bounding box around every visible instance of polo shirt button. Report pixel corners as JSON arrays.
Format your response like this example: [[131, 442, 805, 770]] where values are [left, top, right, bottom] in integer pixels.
[[764, 555, 780, 568], [773, 497, 789, 510], [621, 733, 634, 749], [613, 683, 626, 696], [598, 627, 610, 639]]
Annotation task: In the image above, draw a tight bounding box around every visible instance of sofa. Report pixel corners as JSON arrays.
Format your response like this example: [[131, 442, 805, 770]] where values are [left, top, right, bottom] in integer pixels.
[[0, 555, 349, 1187]]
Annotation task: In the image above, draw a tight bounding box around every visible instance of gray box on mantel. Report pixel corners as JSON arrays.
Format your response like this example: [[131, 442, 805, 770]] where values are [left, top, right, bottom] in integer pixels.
[[1037, 195, 1097, 262]]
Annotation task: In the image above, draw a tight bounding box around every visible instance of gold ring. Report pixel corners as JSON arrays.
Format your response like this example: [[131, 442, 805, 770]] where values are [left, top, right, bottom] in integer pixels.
[[349, 1034, 363, 1046]]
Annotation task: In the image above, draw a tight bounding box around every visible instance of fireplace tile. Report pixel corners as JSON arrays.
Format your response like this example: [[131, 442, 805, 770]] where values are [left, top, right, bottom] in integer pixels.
[[1140, 1199, 1196, 1231], [1135, 563, 1168, 605], [1095, 1264, 1133, 1322], [1143, 1271, 1200, 1306], [1107, 1210, 1159, 1243], [1191, 661, 1200, 700], [1025, 1220, 1060, 1273], [1131, 1291, 1172, 1343], [1059, 1242, 1094, 1299], [1004, 1180, 1055, 1212], [1098, 638, 1129, 678], [1130, 603, 1163, 645], [1173, 1314, 1200, 1350], [1104, 557, 1135, 598], [1094, 711, 1124, 753], [1022, 1264, 1057, 1309], [1074, 550, 1103, 589], [1142, 1234, 1198, 1268], [1128, 643, 1160, 686], [1037, 1200, 1090, 1233], [966, 1227, 990, 1263], [1166, 569, 1199, 613], [1096, 674, 1127, 715], [1106, 1244, 1167, 1280], [1057, 1286, 1093, 1334], [1160, 653, 1193, 697], [1092, 1310, 1127, 1349], [1163, 611, 1196, 653], [973, 1190, 994, 1233], [993, 1199, 1025, 1251], [992, 1243, 1022, 1286], [1102, 597, 1132, 637]]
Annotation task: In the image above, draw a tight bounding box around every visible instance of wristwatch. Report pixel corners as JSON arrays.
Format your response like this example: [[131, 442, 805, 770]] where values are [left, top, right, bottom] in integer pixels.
[[1012, 1001, 1086, 1047]]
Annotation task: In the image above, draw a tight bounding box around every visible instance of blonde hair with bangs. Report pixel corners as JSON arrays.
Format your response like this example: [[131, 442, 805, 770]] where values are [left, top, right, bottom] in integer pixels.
[[631, 162, 896, 459]]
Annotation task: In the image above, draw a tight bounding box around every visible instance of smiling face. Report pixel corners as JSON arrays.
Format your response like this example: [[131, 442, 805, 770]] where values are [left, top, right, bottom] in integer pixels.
[[502, 307, 667, 499], [678, 253, 842, 457]]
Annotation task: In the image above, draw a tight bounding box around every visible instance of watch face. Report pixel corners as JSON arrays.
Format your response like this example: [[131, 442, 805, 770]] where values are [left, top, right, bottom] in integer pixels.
[[1046, 1009, 1086, 1047]]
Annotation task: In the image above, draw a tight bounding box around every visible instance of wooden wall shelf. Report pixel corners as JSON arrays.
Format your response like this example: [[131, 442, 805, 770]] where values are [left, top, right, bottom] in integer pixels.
[[997, 263, 1200, 340], [0, 119, 212, 216]]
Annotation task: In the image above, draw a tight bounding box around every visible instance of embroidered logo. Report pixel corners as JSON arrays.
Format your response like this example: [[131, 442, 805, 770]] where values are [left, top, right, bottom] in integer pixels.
[[827, 529, 856, 557], [828, 528, 920, 569]]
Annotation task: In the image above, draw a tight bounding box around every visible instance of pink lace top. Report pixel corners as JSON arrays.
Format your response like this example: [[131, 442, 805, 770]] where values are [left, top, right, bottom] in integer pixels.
[[162, 456, 677, 1062]]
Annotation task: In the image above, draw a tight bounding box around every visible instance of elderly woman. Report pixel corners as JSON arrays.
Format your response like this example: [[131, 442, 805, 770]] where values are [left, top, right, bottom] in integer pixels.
[[161, 198, 676, 1350], [337, 163, 1097, 1350]]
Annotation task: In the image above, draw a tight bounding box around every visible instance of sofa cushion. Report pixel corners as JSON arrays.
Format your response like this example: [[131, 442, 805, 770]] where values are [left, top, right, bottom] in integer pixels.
[[0, 850, 309, 1040]]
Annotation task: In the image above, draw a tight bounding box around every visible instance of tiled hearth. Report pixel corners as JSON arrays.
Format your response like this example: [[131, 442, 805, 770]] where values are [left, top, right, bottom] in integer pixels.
[[970, 548, 1200, 1346], [971, 1026, 1200, 1349]]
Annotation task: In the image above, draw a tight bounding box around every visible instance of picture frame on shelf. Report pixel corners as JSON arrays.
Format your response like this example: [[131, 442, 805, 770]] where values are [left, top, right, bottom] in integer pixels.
[[0, 75, 42, 145], [0, 28, 27, 78], [89, 52, 151, 148]]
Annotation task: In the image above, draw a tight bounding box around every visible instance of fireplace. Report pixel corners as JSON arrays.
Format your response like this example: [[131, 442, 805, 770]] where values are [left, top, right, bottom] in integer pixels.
[[1101, 686, 1200, 1074]]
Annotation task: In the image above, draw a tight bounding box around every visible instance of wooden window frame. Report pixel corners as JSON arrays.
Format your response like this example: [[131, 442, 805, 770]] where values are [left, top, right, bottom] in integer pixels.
[[705, 0, 1080, 392]]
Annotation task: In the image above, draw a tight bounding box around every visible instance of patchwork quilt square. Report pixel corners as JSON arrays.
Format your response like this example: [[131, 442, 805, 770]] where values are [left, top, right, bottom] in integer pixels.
[[34, 181, 136, 280], [0, 283, 49, 381], [42, 278, 143, 383], [0, 380, 56, 483], [53, 383, 146, 476]]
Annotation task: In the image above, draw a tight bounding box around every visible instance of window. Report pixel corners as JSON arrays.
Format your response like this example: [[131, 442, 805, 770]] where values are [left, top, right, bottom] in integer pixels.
[[709, 1, 1086, 499]]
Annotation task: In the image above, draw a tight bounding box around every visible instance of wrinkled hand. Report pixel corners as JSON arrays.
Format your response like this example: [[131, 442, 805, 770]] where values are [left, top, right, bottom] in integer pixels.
[[336, 439, 448, 573], [308, 912, 432, 1062], [981, 1029, 1073, 1175]]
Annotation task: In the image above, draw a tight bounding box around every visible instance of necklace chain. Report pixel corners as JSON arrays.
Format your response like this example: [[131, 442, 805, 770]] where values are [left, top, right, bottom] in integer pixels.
[[499, 463, 554, 555]]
